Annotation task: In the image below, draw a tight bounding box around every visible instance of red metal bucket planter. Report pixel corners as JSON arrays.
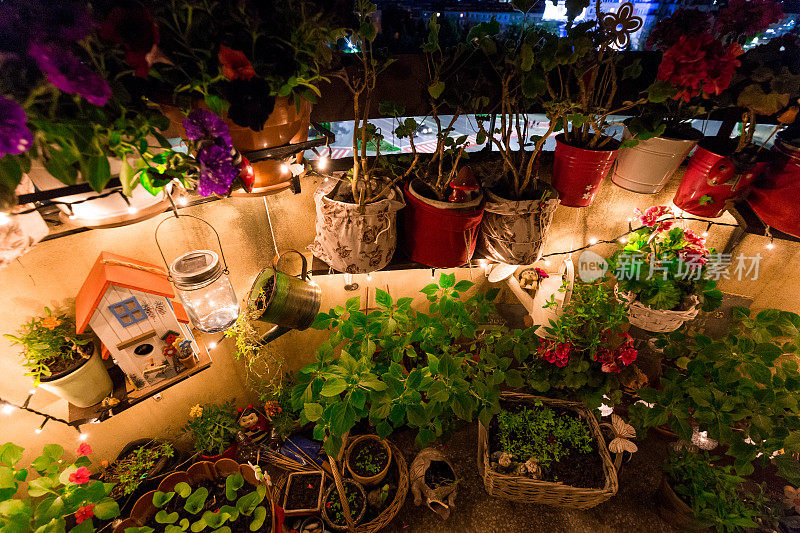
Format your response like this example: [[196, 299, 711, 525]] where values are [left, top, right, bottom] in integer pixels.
[[551, 134, 619, 207], [673, 139, 768, 218], [748, 135, 800, 238], [402, 181, 484, 268]]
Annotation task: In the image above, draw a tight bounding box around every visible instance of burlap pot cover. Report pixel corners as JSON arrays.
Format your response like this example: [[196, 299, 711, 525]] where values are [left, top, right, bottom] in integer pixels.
[[478, 190, 560, 265], [310, 177, 404, 274]]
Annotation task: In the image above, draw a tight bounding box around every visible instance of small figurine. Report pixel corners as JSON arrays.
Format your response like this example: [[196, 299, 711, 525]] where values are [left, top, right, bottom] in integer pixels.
[[409, 448, 458, 520]]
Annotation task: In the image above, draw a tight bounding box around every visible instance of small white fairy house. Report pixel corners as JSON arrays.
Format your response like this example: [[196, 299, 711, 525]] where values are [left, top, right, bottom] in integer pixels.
[[76, 251, 201, 390]]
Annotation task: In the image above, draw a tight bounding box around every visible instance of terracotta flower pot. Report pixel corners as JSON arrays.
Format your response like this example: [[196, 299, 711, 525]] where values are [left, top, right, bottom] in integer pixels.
[[477, 187, 559, 265], [344, 435, 393, 487], [552, 134, 619, 207], [612, 127, 701, 194], [200, 443, 238, 462], [748, 134, 800, 238], [673, 138, 769, 218], [402, 180, 484, 268]]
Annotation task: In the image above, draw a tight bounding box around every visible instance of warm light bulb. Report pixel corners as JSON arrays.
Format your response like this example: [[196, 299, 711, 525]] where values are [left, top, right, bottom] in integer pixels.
[[177, 197, 188, 207], [766, 242, 775, 250], [78, 433, 89, 441], [317, 156, 328, 170], [2, 404, 14, 415], [366, 273, 372, 281], [127, 205, 138, 215], [544, 259, 551, 266], [208, 341, 217, 349], [28, 388, 37, 395], [34, 428, 43, 434], [702, 231, 709, 237], [0, 212, 10, 226], [589, 237, 598, 245], [619, 237, 628, 244], [280, 163, 289, 174]]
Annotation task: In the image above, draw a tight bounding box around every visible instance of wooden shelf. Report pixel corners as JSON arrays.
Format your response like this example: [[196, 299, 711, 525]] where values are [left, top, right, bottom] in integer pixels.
[[310, 248, 491, 276]]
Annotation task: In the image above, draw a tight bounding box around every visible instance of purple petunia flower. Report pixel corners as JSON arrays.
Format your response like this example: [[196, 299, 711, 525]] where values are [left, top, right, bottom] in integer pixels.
[[182, 109, 233, 149], [195, 144, 238, 197], [29, 43, 111, 106], [0, 96, 33, 158]]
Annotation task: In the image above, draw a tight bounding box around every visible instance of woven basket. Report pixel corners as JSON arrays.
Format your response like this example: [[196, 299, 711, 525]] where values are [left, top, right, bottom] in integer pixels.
[[617, 290, 700, 333], [274, 438, 409, 533], [477, 392, 619, 509]]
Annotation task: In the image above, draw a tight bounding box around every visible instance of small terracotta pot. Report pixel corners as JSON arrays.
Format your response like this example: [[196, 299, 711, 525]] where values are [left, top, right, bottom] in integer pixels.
[[344, 435, 393, 486], [200, 443, 237, 462], [552, 134, 619, 207]]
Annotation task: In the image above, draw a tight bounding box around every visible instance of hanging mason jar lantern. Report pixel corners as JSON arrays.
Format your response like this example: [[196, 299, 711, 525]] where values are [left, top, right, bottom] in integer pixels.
[[155, 214, 239, 333]]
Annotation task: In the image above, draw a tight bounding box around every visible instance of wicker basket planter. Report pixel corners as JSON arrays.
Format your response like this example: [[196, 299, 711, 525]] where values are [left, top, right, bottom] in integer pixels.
[[477, 392, 619, 509], [618, 290, 700, 333], [273, 439, 410, 533], [322, 478, 368, 531]]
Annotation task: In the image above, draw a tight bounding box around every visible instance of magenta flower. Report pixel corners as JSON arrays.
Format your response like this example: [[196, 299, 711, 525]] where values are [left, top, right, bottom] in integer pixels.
[[182, 110, 233, 149], [196, 145, 239, 197], [29, 43, 111, 106], [635, 205, 672, 227], [0, 96, 32, 157]]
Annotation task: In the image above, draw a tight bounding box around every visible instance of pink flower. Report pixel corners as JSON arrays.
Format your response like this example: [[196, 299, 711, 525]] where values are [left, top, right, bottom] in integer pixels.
[[535, 268, 549, 279], [75, 504, 94, 524], [540, 341, 571, 367], [69, 466, 91, 485], [656, 220, 675, 233], [683, 229, 707, 249], [635, 206, 672, 227], [76, 443, 92, 457]]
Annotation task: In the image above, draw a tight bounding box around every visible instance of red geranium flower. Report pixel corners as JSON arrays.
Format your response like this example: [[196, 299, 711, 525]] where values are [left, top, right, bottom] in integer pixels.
[[69, 466, 91, 485], [716, 0, 783, 41], [76, 443, 92, 457], [75, 504, 94, 524], [657, 34, 742, 102], [219, 46, 256, 81]]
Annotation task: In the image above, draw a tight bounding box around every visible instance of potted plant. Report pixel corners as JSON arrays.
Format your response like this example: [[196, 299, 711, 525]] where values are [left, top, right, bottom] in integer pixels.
[[114, 458, 275, 533], [608, 206, 723, 333], [0, 0, 173, 217], [183, 401, 240, 461], [102, 0, 339, 194], [657, 450, 766, 532], [0, 441, 120, 531], [546, 5, 647, 207], [282, 471, 325, 516], [344, 435, 393, 486], [629, 307, 800, 481], [310, 1, 403, 274], [477, 392, 619, 509], [294, 273, 529, 455], [385, 18, 484, 268], [102, 440, 176, 502], [467, 17, 561, 265], [667, 0, 790, 217], [521, 278, 639, 410], [321, 479, 367, 532], [5, 308, 112, 407]]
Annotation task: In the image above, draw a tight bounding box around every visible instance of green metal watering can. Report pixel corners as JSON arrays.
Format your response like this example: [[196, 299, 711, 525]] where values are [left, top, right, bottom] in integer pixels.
[[245, 250, 321, 344]]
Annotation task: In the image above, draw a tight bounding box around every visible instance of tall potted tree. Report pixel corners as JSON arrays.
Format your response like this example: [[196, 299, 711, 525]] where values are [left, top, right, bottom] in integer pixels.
[[310, 1, 403, 274], [469, 14, 562, 265], [5, 308, 112, 408]]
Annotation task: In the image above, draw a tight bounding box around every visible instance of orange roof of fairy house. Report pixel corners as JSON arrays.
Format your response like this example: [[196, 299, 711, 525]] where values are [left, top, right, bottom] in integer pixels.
[[76, 251, 188, 333]]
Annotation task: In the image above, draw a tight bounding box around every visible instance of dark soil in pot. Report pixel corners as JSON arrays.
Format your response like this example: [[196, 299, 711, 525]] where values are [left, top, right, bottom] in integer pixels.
[[40, 341, 95, 381], [489, 403, 606, 489], [425, 460, 456, 490], [255, 276, 275, 311], [285, 472, 324, 512], [349, 439, 390, 479], [323, 480, 367, 529], [468, 155, 549, 202], [325, 177, 387, 205]]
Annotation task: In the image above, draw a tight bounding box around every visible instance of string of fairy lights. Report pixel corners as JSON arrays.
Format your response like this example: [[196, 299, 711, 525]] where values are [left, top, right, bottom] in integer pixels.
[[0, 389, 91, 440]]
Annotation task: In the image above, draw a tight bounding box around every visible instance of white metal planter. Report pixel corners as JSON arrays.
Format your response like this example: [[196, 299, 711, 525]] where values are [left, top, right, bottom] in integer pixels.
[[477, 189, 559, 265], [309, 177, 404, 274], [612, 128, 701, 194], [39, 348, 113, 408]]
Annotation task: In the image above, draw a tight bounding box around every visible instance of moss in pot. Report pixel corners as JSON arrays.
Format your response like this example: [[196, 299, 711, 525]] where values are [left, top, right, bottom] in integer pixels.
[[344, 435, 392, 486], [322, 479, 367, 531]]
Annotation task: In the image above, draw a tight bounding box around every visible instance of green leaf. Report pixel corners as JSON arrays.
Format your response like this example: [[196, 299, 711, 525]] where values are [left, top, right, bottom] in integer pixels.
[[204, 94, 230, 116], [304, 402, 324, 422], [153, 491, 175, 508], [0, 443, 23, 467], [439, 273, 455, 288], [375, 289, 392, 309], [225, 473, 244, 501], [699, 194, 714, 206], [428, 81, 445, 100], [93, 498, 119, 520], [84, 156, 111, 192], [0, 156, 23, 191], [185, 487, 209, 514], [321, 378, 348, 397], [174, 482, 192, 499], [249, 506, 267, 531], [156, 510, 179, 524]]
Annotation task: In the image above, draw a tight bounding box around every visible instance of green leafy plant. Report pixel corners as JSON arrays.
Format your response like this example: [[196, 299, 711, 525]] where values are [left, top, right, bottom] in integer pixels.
[[665, 450, 766, 532], [324, 481, 364, 527], [630, 308, 800, 480], [182, 401, 239, 455], [352, 446, 384, 476], [106, 441, 174, 497], [608, 206, 723, 312], [225, 309, 285, 399], [293, 273, 536, 455], [130, 472, 269, 533], [4, 308, 95, 386], [496, 405, 593, 471], [0, 442, 119, 533], [521, 279, 638, 409]]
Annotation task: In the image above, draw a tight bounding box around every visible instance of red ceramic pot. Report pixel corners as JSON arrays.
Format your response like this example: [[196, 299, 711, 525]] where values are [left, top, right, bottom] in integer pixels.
[[200, 443, 238, 461], [748, 135, 800, 238], [673, 139, 768, 218], [551, 133, 619, 207], [402, 181, 484, 268]]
